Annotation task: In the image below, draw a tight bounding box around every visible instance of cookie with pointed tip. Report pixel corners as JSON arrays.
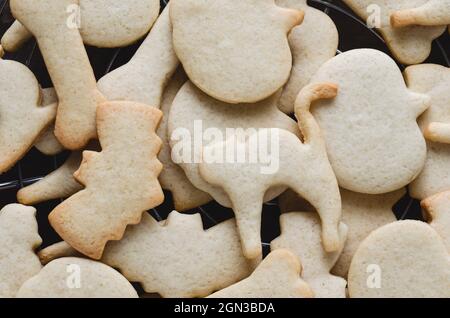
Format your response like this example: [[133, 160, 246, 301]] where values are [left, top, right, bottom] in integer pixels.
[[157, 70, 212, 211], [2, 0, 160, 51], [168, 81, 299, 209], [421, 191, 450, 252], [278, 189, 404, 278], [0, 204, 42, 298], [0, 58, 56, 174], [391, 0, 450, 27], [34, 88, 65, 156], [406, 65, 450, 200], [348, 220, 450, 298], [102, 211, 255, 298], [271, 213, 348, 298], [310, 49, 429, 194], [17, 151, 83, 205], [17, 257, 138, 298], [209, 249, 314, 298], [38, 241, 81, 265], [49, 102, 164, 260], [276, 0, 338, 113], [342, 1, 445, 65], [199, 83, 343, 259], [98, 4, 179, 107], [170, 0, 303, 103], [11, 0, 106, 150]]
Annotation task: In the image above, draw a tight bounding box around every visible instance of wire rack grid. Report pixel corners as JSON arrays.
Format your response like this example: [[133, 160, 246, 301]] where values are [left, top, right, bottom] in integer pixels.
[[0, 0, 449, 251]]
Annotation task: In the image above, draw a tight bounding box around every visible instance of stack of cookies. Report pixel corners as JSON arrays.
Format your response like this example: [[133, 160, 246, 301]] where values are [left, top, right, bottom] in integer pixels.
[[0, 0, 449, 298]]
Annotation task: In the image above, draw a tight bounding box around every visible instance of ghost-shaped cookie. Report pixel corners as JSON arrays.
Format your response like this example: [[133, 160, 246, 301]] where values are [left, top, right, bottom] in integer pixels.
[[406, 65, 450, 200], [0, 204, 42, 298], [342, 0, 446, 65], [310, 49, 429, 194], [170, 0, 304, 103]]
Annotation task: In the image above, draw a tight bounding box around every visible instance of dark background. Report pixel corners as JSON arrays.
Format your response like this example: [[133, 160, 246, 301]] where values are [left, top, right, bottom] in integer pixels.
[[0, 0, 449, 255]]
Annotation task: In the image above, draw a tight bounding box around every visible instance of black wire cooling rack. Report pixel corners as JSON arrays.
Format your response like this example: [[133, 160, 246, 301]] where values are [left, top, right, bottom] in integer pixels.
[[0, 0, 449, 253]]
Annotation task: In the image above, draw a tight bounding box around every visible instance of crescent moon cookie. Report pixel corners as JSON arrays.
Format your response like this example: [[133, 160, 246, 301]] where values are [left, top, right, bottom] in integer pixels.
[[49, 102, 164, 260], [0, 57, 56, 174], [11, 0, 107, 150], [16, 257, 138, 298], [406, 65, 450, 200], [271, 212, 348, 298], [0, 204, 42, 298], [391, 0, 450, 27], [2, 0, 160, 51], [157, 70, 212, 211], [309, 49, 430, 194], [170, 0, 304, 103], [342, 0, 446, 65], [208, 249, 314, 298], [168, 82, 299, 209], [199, 83, 344, 259], [348, 220, 450, 298], [276, 0, 338, 114]]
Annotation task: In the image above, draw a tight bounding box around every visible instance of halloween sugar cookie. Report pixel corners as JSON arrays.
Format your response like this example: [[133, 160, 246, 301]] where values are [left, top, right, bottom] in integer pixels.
[[199, 84, 344, 258], [271, 213, 348, 298], [98, 5, 179, 107], [208, 250, 314, 298], [11, 0, 107, 150], [49, 102, 164, 259], [0, 204, 42, 298], [348, 220, 450, 298], [168, 81, 299, 209], [103, 212, 255, 298], [342, 0, 445, 65], [391, 0, 450, 27], [0, 57, 56, 174], [406, 65, 450, 200], [170, 0, 303, 103], [310, 49, 429, 194], [17, 258, 138, 298], [276, 0, 338, 113], [2, 0, 160, 51], [157, 70, 212, 211], [421, 191, 450, 251]]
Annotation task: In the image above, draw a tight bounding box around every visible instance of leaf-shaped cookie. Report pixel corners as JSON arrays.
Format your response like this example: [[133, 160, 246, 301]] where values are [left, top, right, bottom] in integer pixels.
[[102, 212, 255, 298], [0, 57, 56, 174], [277, 189, 404, 278], [157, 70, 212, 211], [17, 257, 138, 298], [199, 84, 343, 259], [0, 204, 42, 298], [208, 250, 314, 298], [170, 0, 303, 103], [168, 81, 299, 209], [276, 0, 338, 113], [271, 212, 348, 298], [391, 0, 450, 27], [310, 49, 429, 194], [49, 101, 164, 259], [342, 0, 445, 65], [98, 4, 179, 107], [348, 220, 450, 298], [11, 0, 107, 150], [406, 65, 450, 200], [421, 191, 450, 252], [2, 0, 160, 51]]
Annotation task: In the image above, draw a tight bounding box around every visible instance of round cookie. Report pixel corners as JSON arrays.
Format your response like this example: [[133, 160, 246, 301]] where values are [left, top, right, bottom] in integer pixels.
[[170, 0, 303, 103]]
